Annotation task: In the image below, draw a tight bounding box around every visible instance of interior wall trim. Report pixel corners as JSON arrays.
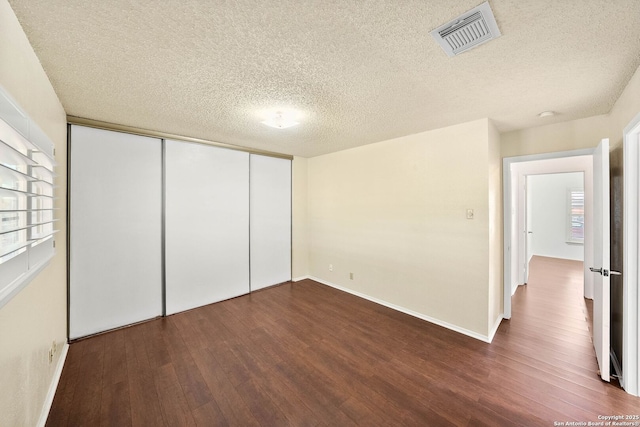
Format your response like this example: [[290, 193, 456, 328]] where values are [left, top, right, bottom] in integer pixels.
[[66, 115, 293, 160]]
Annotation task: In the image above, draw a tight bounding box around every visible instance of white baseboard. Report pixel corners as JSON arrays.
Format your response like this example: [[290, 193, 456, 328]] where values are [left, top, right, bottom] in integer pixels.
[[292, 275, 310, 282], [37, 342, 69, 427], [488, 314, 504, 343], [309, 276, 492, 343], [511, 283, 519, 296]]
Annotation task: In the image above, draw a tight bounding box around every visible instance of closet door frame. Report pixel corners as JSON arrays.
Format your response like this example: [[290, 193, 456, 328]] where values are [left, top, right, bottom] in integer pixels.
[[66, 117, 294, 337]]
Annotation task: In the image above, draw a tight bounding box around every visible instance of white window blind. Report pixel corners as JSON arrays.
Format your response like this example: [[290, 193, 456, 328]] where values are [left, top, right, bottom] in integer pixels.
[[567, 188, 584, 244], [0, 93, 57, 308]]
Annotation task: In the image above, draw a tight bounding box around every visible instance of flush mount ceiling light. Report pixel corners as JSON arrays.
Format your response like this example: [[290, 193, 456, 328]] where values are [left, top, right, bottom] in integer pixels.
[[261, 111, 299, 129], [538, 111, 555, 118]]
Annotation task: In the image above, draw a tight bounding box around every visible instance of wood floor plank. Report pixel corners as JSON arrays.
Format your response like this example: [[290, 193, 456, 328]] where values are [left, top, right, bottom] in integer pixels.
[[269, 358, 354, 421], [337, 396, 388, 426], [66, 336, 105, 426], [100, 381, 131, 427], [102, 329, 128, 386], [124, 326, 165, 427], [250, 373, 321, 427], [235, 378, 291, 426], [140, 319, 172, 369], [364, 373, 459, 426], [190, 346, 260, 427], [48, 256, 640, 426], [167, 351, 214, 410], [154, 364, 197, 427], [191, 401, 229, 427]]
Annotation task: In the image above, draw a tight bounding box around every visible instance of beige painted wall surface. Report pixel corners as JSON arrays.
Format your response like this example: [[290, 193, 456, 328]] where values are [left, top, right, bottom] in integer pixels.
[[487, 120, 503, 334], [0, 1, 67, 426], [308, 119, 492, 337], [292, 156, 309, 279], [501, 114, 609, 158], [609, 64, 640, 149]]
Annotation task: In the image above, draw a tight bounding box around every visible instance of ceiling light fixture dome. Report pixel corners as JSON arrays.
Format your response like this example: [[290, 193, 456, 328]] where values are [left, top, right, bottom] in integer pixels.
[[261, 111, 299, 129], [538, 111, 555, 118]]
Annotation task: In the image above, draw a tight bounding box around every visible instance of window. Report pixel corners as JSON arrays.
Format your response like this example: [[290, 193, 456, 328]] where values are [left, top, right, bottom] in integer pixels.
[[0, 91, 56, 308], [567, 188, 584, 244]]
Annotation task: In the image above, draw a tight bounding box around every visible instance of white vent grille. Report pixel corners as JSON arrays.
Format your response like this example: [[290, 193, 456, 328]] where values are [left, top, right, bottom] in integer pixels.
[[431, 2, 501, 57]]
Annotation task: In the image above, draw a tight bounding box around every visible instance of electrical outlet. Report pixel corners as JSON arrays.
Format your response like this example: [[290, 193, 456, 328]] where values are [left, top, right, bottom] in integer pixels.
[[466, 209, 474, 220], [329, 264, 333, 272], [349, 272, 354, 280], [48, 348, 54, 364]]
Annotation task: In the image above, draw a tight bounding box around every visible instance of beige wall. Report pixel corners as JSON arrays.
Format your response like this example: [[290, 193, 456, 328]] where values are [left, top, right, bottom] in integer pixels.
[[292, 156, 309, 279], [501, 114, 610, 158], [299, 59, 639, 338], [609, 65, 640, 150], [307, 119, 496, 338], [0, 2, 67, 426]]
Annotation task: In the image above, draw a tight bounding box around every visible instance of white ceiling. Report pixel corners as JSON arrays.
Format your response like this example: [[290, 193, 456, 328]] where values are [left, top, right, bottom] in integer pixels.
[[8, 0, 640, 158]]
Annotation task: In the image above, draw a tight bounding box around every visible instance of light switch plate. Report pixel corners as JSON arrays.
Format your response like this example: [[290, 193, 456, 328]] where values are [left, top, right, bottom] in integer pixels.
[[466, 209, 474, 219]]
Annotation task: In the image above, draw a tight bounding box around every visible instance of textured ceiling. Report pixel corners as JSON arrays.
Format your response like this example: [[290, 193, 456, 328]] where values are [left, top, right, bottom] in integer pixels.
[[7, 0, 640, 157]]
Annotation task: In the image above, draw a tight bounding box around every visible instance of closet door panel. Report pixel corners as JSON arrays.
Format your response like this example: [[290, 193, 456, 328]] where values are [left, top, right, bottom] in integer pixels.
[[69, 126, 162, 339], [165, 140, 249, 315], [250, 155, 291, 291]]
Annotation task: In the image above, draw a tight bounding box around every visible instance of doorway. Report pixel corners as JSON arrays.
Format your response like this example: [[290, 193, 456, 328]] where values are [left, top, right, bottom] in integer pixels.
[[524, 172, 585, 275], [503, 150, 594, 318], [503, 142, 617, 385]]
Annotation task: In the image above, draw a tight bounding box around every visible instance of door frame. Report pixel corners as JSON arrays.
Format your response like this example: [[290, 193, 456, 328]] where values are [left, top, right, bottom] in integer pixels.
[[623, 112, 640, 396], [503, 149, 594, 318], [522, 175, 531, 285]]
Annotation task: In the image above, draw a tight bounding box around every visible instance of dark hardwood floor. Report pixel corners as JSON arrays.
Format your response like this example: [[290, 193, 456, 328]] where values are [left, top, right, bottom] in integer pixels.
[[47, 256, 640, 426]]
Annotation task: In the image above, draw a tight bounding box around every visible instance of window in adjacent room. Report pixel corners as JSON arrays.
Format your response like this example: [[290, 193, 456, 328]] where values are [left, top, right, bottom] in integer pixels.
[[567, 188, 584, 244]]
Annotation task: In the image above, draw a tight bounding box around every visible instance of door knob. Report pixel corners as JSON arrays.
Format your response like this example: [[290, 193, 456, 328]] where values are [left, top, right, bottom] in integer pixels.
[[589, 267, 622, 277]]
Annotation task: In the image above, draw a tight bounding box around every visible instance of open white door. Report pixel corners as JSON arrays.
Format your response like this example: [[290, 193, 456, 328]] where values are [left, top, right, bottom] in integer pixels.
[[591, 138, 611, 382]]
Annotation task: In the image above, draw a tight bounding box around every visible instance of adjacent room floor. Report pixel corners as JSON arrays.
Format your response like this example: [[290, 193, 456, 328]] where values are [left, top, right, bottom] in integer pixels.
[[46, 256, 640, 426]]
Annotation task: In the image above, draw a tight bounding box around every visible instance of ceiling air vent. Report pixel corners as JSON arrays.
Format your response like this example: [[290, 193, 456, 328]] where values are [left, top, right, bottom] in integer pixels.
[[431, 2, 501, 57]]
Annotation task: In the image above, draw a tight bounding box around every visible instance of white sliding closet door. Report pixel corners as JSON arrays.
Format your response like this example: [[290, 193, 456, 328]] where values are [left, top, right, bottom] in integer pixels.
[[165, 140, 250, 315], [250, 155, 291, 291], [69, 126, 162, 339]]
